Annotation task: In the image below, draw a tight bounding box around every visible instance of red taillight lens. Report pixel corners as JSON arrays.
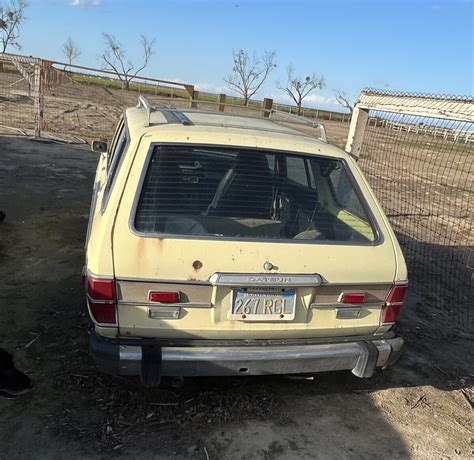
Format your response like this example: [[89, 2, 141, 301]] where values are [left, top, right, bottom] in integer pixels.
[[86, 276, 116, 324], [339, 292, 365, 304], [381, 283, 408, 325], [88, 301, 116, 324], [148, 291, 180, 303], [386, 285, 408, 305], [381, 304, 402, 324], [87, 277, 115, 301]]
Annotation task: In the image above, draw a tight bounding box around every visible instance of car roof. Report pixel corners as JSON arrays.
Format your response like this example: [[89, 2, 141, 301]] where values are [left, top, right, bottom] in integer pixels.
[[123, 105, 348, 159]]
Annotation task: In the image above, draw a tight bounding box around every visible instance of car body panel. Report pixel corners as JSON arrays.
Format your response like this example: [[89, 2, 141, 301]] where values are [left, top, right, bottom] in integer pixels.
[[85, 105, 407, 360]]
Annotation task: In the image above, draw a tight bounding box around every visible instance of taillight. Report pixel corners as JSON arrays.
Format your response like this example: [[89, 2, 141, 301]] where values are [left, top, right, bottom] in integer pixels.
[[86, 276, 116, 325], [148, 291, 180, 303], [338, 292, 365, 304], [386, 284, 408, 305], [381, 283, 408, 325]]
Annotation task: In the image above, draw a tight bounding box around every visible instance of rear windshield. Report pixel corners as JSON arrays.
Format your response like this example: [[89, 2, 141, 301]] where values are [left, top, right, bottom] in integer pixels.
[[134, 145, 377, 243]]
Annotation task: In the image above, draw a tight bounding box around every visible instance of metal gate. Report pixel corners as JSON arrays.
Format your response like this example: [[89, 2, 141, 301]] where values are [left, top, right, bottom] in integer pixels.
[[346, 89, 473, 332]]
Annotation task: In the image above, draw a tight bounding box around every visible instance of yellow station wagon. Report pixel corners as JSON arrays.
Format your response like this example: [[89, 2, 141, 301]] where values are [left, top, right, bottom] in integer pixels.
[[85, 96, 407, 385]]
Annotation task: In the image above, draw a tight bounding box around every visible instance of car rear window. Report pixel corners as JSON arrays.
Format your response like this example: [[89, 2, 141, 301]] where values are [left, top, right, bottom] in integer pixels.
[[134, 145, 377, 243]]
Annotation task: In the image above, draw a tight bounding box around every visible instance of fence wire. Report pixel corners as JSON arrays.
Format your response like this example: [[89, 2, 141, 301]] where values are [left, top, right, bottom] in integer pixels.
[[0, 59, 36, 133], [358, 107, 473, 332], [41, 63, 196, 141]]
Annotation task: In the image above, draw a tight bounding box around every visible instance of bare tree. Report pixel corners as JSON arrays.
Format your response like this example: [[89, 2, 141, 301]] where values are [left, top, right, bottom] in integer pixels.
[[62, 37, 81, 68], [0, 0, 28, 53], [277, 64, 326, 116], [224, 49, 276, 106], [100, 33, 155, 91], [334, 89, 354, 115]]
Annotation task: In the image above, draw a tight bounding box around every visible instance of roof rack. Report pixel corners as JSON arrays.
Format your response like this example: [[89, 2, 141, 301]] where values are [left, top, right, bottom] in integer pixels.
[[269, 110, 327, 142], [137, 95, 193, 127], [136, 96, 327, 142], [137, 95, 153, 127]]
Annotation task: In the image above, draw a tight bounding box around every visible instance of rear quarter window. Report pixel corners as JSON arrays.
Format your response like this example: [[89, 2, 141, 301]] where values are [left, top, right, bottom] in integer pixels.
[[328, 164, 367, 220]]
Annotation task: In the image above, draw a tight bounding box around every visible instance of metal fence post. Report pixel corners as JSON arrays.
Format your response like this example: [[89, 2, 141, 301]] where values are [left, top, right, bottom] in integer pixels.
[[218, 94, 226, 112], [345, 105, 369, 158]]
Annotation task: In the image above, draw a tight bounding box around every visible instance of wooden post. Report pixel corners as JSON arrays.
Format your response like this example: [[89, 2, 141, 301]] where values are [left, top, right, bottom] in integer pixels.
[[191, 90, 199, 109], [262, 98, 273, 118], [345, 105, 369, 158], [218, 93, 226, 112]]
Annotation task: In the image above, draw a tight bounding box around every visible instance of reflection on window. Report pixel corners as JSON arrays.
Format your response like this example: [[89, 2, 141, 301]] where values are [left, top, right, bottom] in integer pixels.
[[135, 145, 377, 243]]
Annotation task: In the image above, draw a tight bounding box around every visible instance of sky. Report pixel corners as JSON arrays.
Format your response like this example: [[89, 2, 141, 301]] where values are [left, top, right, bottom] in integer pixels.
[[11, 0, 474, 111]]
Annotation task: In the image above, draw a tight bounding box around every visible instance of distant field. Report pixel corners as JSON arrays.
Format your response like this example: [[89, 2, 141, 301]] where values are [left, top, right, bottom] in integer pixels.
[[0, 67, 350, 141]]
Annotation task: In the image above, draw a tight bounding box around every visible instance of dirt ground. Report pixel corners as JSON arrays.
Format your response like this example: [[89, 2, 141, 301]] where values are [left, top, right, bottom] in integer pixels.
[[0, 134, 472, 459]]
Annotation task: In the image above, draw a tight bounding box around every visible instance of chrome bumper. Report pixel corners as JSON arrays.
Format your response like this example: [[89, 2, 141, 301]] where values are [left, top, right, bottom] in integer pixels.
[[90, 332, 404, 380]]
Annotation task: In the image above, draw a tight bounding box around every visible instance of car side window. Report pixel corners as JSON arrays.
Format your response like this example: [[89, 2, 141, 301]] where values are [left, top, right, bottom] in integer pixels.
[[107, 124, 124, 171], [286, 156, 309, 186], [101, 125, 129, 212], [105, 115, 125, 168], [328, 165, 366, 219]]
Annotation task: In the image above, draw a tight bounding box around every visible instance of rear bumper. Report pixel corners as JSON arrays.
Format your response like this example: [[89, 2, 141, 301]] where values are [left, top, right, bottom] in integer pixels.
[[90, 331, 404, 379]]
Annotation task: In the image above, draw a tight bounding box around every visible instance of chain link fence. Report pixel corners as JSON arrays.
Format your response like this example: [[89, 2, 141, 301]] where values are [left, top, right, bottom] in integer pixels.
[[0, 55, 37, 133], [0, 52, 350, 142], [350, 89, 473, 332]]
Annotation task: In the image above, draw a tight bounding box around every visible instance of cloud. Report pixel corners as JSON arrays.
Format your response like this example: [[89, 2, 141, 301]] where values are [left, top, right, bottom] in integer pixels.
[[271, 92, 340, 108], [432, 4, 441, 10], [70, 0, 101, 8], [194, 82, 229, 94]]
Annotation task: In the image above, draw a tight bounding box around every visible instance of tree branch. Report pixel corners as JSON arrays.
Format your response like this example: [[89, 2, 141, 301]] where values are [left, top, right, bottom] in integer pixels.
[[334, 89, 353, 114], [100, 33, 155, 89], [277, 64, 326, 115], [224, 49, 276, 105]]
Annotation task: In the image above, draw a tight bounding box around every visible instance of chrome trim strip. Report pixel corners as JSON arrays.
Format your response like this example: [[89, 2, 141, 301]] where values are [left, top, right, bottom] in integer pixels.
[[209, 273, 322, 287], [116, 276, 211, 286], [311, 302, 382, 308], [315, 281, 392, 286], [119, 300, 212, 308]]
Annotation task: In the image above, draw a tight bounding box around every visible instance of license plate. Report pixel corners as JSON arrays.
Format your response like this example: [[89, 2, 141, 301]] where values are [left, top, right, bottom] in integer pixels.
[[230, 288, 296, 321]]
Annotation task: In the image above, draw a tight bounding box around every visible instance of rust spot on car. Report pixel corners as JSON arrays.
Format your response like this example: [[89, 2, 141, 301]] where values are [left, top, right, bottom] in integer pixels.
[[136, 238, 145, 260], [192, 260, 203, 270]]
